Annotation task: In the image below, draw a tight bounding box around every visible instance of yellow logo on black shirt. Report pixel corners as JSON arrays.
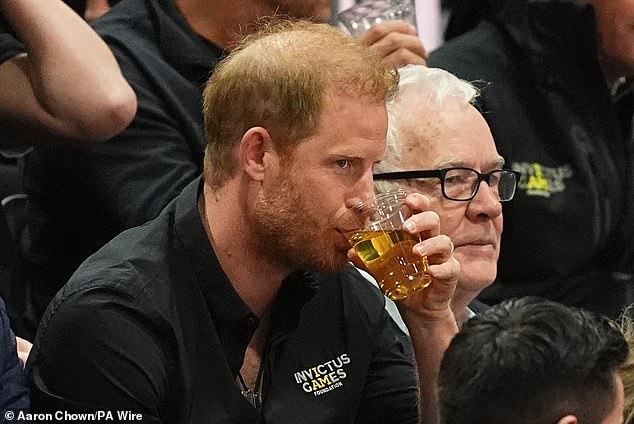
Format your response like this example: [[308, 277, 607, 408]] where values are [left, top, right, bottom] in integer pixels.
[[513, 162, 573, 198], [294, 353, 350, 396]]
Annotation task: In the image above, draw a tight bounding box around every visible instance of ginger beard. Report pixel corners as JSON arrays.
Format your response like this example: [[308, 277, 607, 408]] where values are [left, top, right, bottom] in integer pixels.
[[252, 174, 350, 273]]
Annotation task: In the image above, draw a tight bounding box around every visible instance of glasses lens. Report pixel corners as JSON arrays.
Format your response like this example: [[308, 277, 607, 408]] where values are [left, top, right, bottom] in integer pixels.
[[495, 170, 518, 201], [443, 168, 479, 201]]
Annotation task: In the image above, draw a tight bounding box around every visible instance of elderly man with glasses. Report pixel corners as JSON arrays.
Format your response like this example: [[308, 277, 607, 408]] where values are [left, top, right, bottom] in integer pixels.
[[372, 64, 519, 324]]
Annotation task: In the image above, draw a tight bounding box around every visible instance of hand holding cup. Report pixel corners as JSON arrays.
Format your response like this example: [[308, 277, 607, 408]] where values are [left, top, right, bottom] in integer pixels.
[[338, 0, 427, 67], [395, 192, 459, 317], [339, 190, 431, 300]]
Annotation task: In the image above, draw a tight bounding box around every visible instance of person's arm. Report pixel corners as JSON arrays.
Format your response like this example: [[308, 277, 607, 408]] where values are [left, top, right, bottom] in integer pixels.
[[399, 300, 458, 424], [357, 20, 427, 68], [0, 0, 137, 147], [351, 192, 460, 423], [396, 193, 460, 424]]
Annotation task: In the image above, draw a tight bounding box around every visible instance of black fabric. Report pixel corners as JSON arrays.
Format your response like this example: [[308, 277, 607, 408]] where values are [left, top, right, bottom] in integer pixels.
[[0, 208, 17, 306], [0, 296, 29, 421], [0, 32, 27, 333], [20, 0, 227, 338], [429, 0, 632, 318], [26, 178, 419, 423], [0, 32, 22, 64], [442, 0, 502, 41]]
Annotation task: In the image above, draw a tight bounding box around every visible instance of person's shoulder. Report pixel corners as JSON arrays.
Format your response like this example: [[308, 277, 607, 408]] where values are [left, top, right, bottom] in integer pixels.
[[92, 0, 159, 62], [92, 0, 151, 36], [60, 211, 175, 305], [36, 207, 183, 331], [344, 266, 387, 305], [313, 265, 387, 317], [35, 250, 175, 368]]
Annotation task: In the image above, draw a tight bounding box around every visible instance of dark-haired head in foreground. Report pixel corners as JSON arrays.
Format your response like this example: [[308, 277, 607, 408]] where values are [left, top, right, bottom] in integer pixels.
[[439, 297, 628, 424]]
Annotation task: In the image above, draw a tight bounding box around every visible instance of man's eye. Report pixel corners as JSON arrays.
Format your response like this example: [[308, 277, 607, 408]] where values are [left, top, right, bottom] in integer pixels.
[[335, 159, 350, 169], [444, 175, 465, 184]]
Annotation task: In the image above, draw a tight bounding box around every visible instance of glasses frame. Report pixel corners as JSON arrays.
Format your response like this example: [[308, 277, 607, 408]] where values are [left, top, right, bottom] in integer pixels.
[[373, 167, 521, 202]]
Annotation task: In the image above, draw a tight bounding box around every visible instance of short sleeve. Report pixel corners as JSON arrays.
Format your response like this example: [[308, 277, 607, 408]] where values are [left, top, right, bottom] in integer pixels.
[[0, 32, 24, 66]]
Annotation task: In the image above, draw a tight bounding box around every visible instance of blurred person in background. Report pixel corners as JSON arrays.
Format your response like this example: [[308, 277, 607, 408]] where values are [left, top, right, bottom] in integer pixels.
[[0, 0, 136, 147], [429, 0, 634, 318], [0, 0, 136, 339]]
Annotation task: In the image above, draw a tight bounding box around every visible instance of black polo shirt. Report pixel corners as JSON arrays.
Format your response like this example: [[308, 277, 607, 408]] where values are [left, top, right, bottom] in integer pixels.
[[26, 178, 419, 423], [21, 0, 227, 336]]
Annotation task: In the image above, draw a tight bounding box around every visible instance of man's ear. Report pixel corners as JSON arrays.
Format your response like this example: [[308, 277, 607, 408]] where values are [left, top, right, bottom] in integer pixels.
[[556, 415, 578, 424], [240, 127, 275, 182]]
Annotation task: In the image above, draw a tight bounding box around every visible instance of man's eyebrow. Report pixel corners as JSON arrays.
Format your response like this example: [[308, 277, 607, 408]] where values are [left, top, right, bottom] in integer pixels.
[[493, 157, 506, 168], [434, 156, 506, 169], [434, 160, 465, 168]]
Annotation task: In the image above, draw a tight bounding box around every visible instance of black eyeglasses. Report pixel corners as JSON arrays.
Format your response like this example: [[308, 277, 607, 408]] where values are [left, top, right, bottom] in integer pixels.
[[373, 167, 521, 202]]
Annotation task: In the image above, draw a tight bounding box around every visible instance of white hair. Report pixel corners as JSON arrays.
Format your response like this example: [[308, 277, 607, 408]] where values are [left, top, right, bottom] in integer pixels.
[[375, 65, 480, 193]]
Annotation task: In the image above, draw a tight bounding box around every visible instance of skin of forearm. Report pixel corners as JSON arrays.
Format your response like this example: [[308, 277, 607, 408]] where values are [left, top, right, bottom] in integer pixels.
[[403, 309, 458, 424], [0, 0, 137, 144]]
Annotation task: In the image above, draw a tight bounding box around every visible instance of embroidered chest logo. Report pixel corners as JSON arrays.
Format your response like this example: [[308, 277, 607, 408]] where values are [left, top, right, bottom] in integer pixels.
[[294, 353, 350, 396], [513, 162, 573, 198]]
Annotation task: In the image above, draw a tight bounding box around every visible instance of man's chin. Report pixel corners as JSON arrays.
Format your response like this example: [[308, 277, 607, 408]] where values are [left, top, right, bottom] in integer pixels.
[[307, 253, 350, 273]]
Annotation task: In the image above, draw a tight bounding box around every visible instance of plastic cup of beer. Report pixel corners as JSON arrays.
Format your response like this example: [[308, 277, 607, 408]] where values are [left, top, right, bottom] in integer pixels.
[[337, 0, 418, 37], [341, 190, 431, 300]]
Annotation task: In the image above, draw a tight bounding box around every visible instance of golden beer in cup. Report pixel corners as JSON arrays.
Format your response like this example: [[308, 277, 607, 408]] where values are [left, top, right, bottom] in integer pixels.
[[342, 190, 431, 300]]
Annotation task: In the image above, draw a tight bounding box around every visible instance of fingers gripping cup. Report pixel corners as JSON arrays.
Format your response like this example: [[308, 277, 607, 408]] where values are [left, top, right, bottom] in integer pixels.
[[338, 0, 418, 37], [341, 190, 431, 300]]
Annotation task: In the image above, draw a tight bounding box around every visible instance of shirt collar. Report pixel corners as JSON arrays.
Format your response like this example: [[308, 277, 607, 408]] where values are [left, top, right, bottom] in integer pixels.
[[173, 177, 258, 375], [457, 307, 476, 328], [172, 178, 320, 374]]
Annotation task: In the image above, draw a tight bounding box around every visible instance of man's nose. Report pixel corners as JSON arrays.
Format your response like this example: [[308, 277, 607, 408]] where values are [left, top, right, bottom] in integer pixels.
[[345, 169, 376, 208], [468, 180, 502, 217]]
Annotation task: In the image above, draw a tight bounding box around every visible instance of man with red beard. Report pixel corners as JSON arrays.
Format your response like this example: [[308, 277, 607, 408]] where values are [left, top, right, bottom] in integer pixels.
[[18, 0, 428, 342], [25, 21, 459, 423]]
